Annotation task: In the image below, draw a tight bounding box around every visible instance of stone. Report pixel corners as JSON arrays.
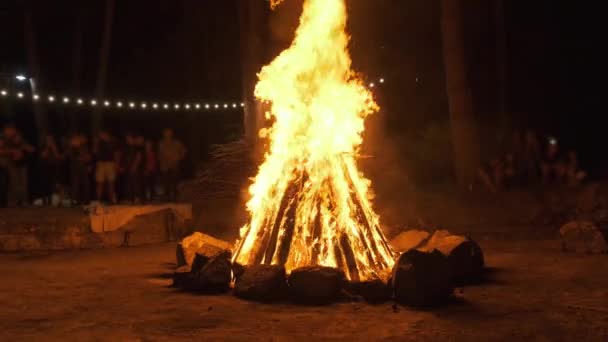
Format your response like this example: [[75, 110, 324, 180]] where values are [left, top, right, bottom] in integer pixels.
[[176, 232, 233, 267], [172, 251, 232, 293], [172, 265, 193, 289], [389, 230, 430, 253], [560, 221, 608, 254], [234, 265, 288, 302], [391, 249, 453, 307], [420, 230, 485, 285], [195, 251, 233, 293], [176, 244, 187, 267], [288, 266, 346, 304], [344, 279, 392, 304]]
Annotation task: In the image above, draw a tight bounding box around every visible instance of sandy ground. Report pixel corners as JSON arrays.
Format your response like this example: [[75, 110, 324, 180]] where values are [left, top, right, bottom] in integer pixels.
[[1, 236, 607, 341]]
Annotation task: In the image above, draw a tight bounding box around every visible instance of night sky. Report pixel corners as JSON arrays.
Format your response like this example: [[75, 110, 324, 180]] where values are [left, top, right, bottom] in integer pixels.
[[0, 0, 601, 170]]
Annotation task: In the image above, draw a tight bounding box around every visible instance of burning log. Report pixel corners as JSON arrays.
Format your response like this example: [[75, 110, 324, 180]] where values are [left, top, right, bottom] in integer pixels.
[[391, 249, 454, 307], [233, 162, 395, 282], [232, 0, 395, 283]]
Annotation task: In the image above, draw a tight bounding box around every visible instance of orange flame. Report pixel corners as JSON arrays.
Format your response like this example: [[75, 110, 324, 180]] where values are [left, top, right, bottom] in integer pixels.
[[233, 0, 395, 281]]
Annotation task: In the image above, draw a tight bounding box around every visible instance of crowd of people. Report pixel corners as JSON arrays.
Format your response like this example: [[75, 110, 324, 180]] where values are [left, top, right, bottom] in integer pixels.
[[0, 123, 186, 208], [477, 130, 587, 193]]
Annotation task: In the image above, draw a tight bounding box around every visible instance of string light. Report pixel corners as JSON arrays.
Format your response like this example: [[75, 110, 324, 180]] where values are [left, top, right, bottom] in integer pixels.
[[369, 82, 375, 88], [379, 78, 385, 84], [240, 103, 245, 107], [0, 87, 244, 112]]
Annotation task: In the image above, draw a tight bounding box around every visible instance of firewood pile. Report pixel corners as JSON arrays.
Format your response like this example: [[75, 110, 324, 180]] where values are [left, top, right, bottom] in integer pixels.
[[180, 140, 257, 201]]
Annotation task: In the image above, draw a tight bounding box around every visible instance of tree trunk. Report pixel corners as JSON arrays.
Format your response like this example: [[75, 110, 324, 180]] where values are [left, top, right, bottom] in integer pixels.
[[441, 0, 479, 188], [71, 4, 85, 133], [493, 0, 508, 127], [92, 0, 115, 135], [238, 1, 266, 144], [23, 4, 48, 141]]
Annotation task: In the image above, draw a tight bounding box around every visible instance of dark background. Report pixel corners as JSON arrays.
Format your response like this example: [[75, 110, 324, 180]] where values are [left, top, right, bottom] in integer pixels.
[[0, 0, 602, 177]]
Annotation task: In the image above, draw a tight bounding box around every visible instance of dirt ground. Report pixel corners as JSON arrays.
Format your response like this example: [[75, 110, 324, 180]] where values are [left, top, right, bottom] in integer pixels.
[[1, 235, 607, 342]]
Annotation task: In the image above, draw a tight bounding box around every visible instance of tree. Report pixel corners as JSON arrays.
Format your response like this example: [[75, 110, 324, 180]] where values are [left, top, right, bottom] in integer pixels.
[[493, 0, 509, 127], [92, 0, 115, 136], [22, 1, 48, 141], [71, 2, 85, 133], [238, 0, 267, 144], [441, 0, 479, 188]]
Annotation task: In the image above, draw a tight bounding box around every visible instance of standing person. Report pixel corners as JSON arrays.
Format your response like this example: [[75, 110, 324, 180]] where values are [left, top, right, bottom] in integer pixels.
[[7, 132, 35, 206], [1, 125, 18, 206], [0, 137, 10, 208], [67, 134, 92, 205], [39, 135, 63, 205], [158, 128, 186, 202], [124, 132, 143, 203], [94, 129, 118, 203], [521, 130, 541, 184], [143, 139, 158, 202], [540, 137, 563, 185], [563, 150, 586, 186]]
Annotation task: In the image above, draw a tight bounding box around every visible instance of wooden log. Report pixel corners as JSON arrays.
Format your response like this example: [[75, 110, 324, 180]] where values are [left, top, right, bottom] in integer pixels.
[[261, 176, 301, 264], [277, 195, 299, 265], [340, 234, 360, 282]]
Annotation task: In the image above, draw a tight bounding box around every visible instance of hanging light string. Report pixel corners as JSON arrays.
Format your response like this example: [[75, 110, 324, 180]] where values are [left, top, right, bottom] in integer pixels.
[[0, 88, 245, 112], [0, 77, 386, 111]]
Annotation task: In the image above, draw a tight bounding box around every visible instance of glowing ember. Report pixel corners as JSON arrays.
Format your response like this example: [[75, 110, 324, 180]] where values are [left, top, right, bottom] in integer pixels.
[[233, 0, 395, 281]]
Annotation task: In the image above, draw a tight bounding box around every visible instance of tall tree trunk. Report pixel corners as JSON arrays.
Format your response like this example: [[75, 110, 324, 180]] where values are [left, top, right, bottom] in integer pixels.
[[493, 0, 508, 127], [238, 0, 267, 144], [23, 3, 48, 141], [441, 0, 479, 188], [71, 4, 85, 133], [92, 0, 115, 135]]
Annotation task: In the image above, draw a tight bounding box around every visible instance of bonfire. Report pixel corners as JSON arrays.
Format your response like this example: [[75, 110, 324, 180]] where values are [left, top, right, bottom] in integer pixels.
[[233, 0, 395, 282]]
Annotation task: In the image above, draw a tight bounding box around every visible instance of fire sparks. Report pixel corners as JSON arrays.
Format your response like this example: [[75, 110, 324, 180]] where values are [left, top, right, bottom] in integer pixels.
[[233, 0, 395, 281]]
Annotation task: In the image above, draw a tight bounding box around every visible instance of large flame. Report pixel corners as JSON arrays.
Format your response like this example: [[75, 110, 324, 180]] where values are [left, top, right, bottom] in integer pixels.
[[233, 0, 395, 281]]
